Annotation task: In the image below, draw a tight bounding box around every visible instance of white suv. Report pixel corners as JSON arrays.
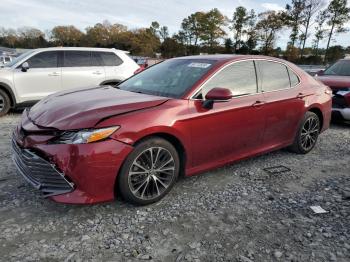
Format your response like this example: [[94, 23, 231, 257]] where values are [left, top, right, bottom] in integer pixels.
[[0, 47, 139, 116]]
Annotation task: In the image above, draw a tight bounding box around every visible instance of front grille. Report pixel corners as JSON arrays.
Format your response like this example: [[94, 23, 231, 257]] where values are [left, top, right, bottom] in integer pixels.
[[12, 137, 74, 197]]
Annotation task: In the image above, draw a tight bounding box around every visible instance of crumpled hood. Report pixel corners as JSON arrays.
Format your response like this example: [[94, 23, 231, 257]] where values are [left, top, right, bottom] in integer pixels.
[[28, 86, 168, 130], [316, 75, 350, 89]]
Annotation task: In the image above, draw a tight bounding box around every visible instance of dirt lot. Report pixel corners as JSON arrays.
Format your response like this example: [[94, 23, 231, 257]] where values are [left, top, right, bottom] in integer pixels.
[[0, 113, 349, 262]]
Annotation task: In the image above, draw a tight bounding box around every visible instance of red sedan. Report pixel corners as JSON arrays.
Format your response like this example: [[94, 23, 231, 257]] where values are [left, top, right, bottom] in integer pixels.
[[12, 55, 332, 205]]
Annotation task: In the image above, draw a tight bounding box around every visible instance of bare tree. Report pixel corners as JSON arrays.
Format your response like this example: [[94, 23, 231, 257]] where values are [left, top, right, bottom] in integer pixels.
[[299, 0, 326, 58], [313, 10, 328, 57], [324, 0, 350, 61], [256, 11, 286, 55]]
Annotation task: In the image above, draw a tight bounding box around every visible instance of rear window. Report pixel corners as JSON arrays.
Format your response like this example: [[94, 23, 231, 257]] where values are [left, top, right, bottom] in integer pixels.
[[64, 51, 91, 67], [99, 52, 123, 66], [258, 61, 290, 92], [288, 68, 300, 87]]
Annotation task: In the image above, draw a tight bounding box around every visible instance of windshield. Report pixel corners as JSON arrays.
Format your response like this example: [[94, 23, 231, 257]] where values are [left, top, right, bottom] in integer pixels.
[[118, 59, 217, 98], [324, 60, 350, 76], [4, 50, 35, 67]]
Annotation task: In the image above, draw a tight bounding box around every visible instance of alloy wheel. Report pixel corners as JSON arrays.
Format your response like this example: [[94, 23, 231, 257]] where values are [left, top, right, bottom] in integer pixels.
[[0, 94, 4, 111], [300, 116, 319, 151], [128, 147, 175, 200]]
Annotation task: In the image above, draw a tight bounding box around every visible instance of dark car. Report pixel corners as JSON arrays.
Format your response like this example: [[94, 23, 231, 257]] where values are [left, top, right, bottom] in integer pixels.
[[316, 58, 350, 122], [12, 55, 332, 205]]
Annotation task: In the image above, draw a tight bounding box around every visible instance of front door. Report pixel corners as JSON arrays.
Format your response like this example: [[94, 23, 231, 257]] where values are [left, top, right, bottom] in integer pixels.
[[13, 51, 61, 102], [189, 60, 266, 168]]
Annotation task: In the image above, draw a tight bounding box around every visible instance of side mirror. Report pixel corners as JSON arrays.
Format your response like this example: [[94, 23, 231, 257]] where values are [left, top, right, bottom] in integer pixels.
[[203, 87, 232, 109], [21, 62, 29, 72], [315, 69, 324, 76]]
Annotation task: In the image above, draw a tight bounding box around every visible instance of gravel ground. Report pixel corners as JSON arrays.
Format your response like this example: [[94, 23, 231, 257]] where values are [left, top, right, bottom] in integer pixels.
[[0, 113, 349, 262]]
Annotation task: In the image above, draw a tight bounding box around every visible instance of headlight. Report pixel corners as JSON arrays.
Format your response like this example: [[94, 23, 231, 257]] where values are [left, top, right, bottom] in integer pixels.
[[52, 126, 120, 144]]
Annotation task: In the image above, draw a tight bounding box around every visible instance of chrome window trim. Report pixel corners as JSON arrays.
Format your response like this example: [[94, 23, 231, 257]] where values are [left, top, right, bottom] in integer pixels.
[[189, 58, 301, 100]]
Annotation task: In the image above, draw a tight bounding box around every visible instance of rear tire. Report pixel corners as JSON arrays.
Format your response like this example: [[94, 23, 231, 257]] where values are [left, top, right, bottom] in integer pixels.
[[0, 89, 10, 117], [118, 137, 180, 205], [289, 111, 320, 154]]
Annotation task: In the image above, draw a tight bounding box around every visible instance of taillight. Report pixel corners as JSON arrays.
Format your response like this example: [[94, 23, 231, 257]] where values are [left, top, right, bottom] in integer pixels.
[[134, 67, 144, 75]]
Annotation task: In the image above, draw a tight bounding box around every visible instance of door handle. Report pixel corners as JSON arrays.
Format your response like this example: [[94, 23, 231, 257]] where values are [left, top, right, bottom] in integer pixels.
[[296, 92, 312, 99], [92, 71, 102, 75], [252, 100, 265, 107], [48, 72, 60, 76]]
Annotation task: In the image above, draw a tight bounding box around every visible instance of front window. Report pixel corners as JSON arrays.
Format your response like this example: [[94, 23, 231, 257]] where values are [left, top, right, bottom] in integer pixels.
[[200, 60, 257, 98], [324, 60, 350, 76], [26, 51, 58, 68], [118, 59, 216, 98]]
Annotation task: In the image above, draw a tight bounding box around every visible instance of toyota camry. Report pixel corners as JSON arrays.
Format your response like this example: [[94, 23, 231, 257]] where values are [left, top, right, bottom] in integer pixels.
[[12, 55, 332, 205]]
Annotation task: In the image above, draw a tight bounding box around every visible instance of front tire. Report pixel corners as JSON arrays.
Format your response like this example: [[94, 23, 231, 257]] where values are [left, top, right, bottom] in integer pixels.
[[0, 89, 10, 117], [290, 111, 320, 154], [118, 137, 180, 205]]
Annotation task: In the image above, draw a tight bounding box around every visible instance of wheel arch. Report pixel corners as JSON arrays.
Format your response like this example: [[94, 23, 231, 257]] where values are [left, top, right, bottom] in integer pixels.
[[0, 82, 16, 108], [114, 132, 187, 199], [308, 107, 324, 131], [132, 132, 187, 177]]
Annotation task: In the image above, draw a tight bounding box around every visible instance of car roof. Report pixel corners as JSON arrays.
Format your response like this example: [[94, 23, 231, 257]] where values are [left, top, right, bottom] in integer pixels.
[[174, 54, 289, 64], [32, 47, 127, 53]]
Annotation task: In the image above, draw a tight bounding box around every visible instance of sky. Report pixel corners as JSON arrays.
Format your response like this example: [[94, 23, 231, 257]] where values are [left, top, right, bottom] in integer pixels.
[[1, 0, 349, 49]]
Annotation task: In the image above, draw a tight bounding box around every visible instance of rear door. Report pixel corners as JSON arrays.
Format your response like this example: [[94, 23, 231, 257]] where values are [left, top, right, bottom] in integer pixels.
[[98, 51, 125, 83], [61, 51, 105, 90], [256, 60, 305, 148], [189, 60, 266, 167], [13, 51, 61, 102]]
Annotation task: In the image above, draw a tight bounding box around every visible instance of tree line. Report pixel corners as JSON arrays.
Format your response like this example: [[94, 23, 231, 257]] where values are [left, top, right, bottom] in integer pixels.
[[0, 0, 349, 64]]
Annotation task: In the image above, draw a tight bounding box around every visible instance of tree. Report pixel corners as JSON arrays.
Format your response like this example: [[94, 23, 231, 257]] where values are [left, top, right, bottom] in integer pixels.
[[326, 45, 346, 62], [224, 38, 233, 53], [159, 26, 169, 42], [17, 27, 47, 48], [180, 12, 205, 47], [324, 0, 350, 61], [246, 9, 258, 53], [199, 8, 226, 52], [299, 0, 326, 58], [231, 6, 249, 51], [51, 25, 83, 46], [256, 11, 286, 55], [161, 37, 185, 58], [313, 10, 328, 57], [129, 28, 161, 56], [150, 21, 160, 36], [284, 44, 300, 62], [85, 22, 112, 47], [285, 0, 305, 46]]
